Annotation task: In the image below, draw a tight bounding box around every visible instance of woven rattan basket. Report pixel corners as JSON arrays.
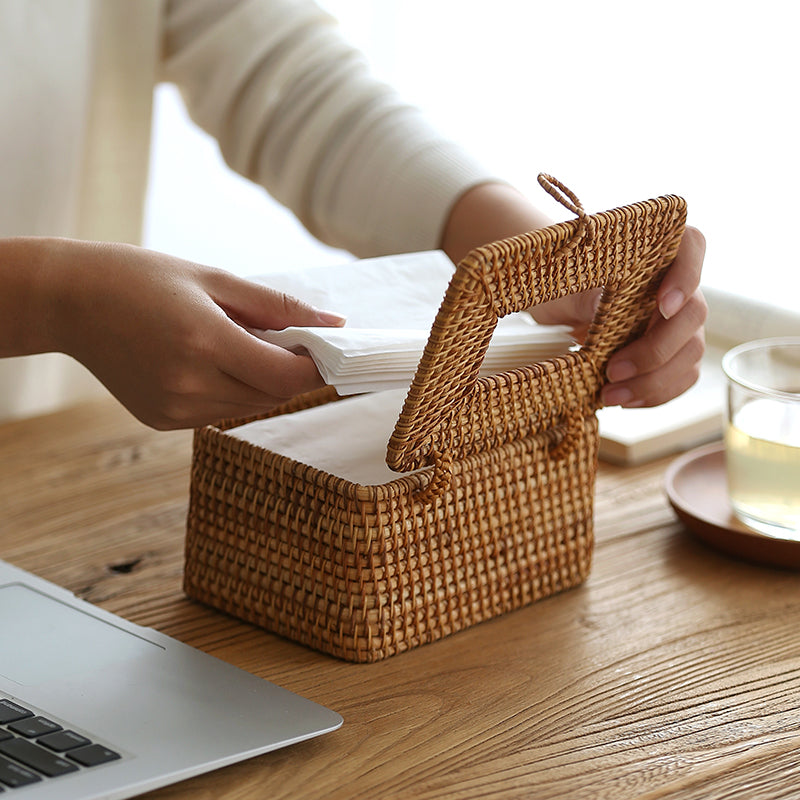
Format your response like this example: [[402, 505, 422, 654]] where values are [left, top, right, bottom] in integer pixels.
[[184, 176, 687, 662]]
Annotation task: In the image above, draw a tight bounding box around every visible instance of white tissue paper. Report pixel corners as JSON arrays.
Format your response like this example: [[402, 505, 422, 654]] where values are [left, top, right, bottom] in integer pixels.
[[253, 250, 574, 395], [227, 388, 411, 484]]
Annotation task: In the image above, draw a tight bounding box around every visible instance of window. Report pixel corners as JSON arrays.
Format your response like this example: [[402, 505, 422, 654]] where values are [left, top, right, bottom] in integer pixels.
[[145, 0, 799, 312]]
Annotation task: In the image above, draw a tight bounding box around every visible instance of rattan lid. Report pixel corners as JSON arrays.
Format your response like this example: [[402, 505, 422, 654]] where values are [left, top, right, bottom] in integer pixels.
[[386, 175, 687, 476]]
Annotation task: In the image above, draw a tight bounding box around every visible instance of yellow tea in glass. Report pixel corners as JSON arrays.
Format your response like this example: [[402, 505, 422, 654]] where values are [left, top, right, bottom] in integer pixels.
[[723, 338, 800, 538]]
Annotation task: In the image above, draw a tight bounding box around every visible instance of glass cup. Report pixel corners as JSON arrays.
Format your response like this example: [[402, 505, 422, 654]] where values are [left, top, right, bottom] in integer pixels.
[[722, 337, 800, 538]]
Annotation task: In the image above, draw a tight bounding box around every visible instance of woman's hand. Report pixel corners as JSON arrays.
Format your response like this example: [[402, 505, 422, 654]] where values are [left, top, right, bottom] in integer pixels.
[[532, 225, 708, 407], [3, 237, 345, 429], [599, 226, 707, 408], [441, 183, 707, 408]]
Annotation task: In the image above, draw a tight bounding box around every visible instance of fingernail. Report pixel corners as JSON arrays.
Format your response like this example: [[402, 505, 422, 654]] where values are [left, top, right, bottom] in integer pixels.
[[602, 386, 634, 407], [659, 289, 685, 320], [314, 308, 347, 326], [606, 360, 636, 382]]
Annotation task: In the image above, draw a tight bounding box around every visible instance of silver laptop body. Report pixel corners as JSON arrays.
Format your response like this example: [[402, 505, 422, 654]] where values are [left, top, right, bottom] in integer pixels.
[[0, 559, 342, 799]]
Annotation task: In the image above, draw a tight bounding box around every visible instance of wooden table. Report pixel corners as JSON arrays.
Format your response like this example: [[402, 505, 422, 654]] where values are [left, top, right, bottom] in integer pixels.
[[2, 400, 800, 800]]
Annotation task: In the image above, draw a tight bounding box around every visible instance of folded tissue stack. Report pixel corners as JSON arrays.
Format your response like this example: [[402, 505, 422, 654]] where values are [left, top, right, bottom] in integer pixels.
[[253, 250, 574, 394]]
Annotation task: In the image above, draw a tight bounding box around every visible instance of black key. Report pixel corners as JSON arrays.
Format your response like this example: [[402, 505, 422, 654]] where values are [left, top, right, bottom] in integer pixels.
[[68, 743, 121, 767], [0, 754, 41, 788], [0, 738, 78, 777], [8, 716, 62, 738], [38, 729, 91, 752], [0, 700, 32, 724], [0, 731, 12, 743]]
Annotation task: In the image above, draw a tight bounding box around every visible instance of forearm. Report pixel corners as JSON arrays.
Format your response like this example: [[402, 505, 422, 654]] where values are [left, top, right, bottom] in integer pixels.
[[0, 236, 78, 358], [440, 182, 554, 264], [163, 0, 492, 258]]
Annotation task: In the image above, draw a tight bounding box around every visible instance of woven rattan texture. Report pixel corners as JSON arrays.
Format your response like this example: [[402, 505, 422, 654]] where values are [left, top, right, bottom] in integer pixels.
[[184, 188, 687, 662], [387, 195, 687, 475], [186, 415, 598, 661]]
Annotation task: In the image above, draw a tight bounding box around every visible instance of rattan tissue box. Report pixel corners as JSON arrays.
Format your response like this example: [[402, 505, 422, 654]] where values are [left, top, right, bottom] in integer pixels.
[[184, 177, 687, 662]]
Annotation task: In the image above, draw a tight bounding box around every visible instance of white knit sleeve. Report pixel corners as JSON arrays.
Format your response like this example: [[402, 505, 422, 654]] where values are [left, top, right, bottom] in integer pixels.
[[161, 0, 494, 257]]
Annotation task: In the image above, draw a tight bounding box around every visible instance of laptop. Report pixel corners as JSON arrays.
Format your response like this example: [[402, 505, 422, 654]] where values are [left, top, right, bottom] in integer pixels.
[[0, 558, 342, 798]]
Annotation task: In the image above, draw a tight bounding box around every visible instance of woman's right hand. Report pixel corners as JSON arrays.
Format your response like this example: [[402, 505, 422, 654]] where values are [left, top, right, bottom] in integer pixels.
[[5, 237, 345, 429]]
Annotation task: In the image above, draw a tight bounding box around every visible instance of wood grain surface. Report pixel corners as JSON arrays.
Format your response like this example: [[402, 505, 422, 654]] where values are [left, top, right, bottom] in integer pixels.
[[2, 400, 800, 800]]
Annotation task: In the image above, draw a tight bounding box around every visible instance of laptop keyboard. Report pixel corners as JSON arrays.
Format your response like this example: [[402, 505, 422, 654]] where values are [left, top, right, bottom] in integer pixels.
[[0, 697, 121, 791]]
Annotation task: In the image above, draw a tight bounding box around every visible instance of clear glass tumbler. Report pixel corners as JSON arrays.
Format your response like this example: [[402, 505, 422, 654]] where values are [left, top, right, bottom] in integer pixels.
[[723, 337, 800, 538]]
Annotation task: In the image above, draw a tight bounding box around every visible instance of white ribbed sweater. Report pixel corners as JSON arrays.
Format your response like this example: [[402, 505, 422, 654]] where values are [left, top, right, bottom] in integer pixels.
[[0, 0, 491, 420]]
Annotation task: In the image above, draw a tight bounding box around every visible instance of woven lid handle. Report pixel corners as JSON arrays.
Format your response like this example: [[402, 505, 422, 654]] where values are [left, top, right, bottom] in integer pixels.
[[537, 173, 587, 220], [386, 177, 687, 488]]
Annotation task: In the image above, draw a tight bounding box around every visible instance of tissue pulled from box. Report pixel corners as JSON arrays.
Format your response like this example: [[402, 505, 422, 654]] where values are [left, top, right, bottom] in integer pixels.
[[252, 250, 574, 395]]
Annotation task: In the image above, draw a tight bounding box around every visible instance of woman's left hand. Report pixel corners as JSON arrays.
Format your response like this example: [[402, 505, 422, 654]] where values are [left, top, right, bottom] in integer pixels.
[[534, 225, 708, 408], [442, 183, 708, 409]]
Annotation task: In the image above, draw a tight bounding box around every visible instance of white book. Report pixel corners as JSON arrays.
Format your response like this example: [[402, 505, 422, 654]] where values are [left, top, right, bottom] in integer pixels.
[[598, 288, 800, 464], [597, 344, 726, 465]]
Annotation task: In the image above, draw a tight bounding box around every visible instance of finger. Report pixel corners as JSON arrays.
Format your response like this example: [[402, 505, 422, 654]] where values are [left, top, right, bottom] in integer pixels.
[[143, 351, 328, 430], [203, 268, 347, 330], [657, 225, 706, 320], [224, 342, 326, 399], [149, 398, 276, 431], [606, 288, 708, 383], [601, 331, 704, 408], [208, 315, 328, 399], [180, 368, 313, 416]]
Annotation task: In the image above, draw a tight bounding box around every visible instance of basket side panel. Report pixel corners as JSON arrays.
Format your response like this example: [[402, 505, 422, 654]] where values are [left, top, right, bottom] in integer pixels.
[[184, 428, 395, 662], [185, 418, 597, 662], [374, 417, 598, 657]]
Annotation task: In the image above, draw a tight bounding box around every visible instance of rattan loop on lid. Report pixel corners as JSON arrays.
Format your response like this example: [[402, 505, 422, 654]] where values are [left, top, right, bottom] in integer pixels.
[[548, 407, 589, 461], [537, 173, 585, 217], [412, 450, 453, 505], [537, 173, 594, 252]]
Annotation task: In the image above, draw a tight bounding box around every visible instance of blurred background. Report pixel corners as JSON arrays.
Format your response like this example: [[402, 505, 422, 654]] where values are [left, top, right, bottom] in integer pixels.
[[145, 0, 798, 311]]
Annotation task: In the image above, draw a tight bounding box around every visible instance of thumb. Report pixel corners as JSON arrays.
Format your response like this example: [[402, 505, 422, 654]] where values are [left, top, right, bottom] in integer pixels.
[[257, 286, 348, 330], [206, 270, 347, 330]]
